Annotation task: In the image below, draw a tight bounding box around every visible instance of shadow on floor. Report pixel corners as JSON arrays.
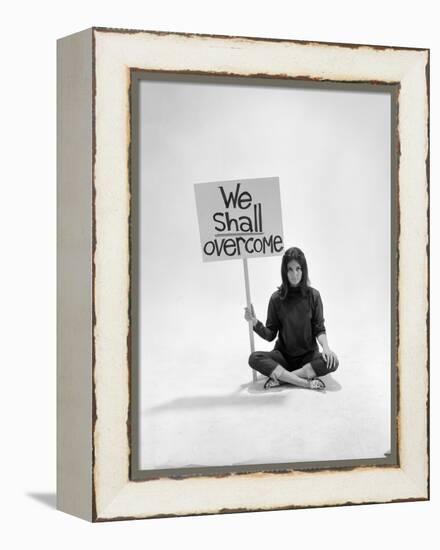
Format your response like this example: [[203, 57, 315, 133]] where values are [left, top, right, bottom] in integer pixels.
[[145, 375, 342, 414], [321, 375, 342, 392], [240, 374, 342, 394], [27, 492, 57, 509], [146, 391, 288, 414]]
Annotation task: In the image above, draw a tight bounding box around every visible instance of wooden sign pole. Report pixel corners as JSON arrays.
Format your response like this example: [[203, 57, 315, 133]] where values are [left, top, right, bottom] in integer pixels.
[[243, 256, 257, 382]]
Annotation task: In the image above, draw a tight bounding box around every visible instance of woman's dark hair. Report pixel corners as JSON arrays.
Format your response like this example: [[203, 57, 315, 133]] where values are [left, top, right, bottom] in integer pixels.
[[278, 246, 310, 300]]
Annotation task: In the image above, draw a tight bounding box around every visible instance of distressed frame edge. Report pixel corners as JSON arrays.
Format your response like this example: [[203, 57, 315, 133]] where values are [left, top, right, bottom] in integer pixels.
[[91, 25, 429, 52], [56, 27, 94, 522], [94, 495, 429, 523], [88, 29, 429, 522], [425, 49, 431, 502]]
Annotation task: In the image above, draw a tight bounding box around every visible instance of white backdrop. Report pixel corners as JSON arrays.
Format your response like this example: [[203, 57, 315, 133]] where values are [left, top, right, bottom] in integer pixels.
[[138, 77, 391, 468], [1, 0, 438, 548]]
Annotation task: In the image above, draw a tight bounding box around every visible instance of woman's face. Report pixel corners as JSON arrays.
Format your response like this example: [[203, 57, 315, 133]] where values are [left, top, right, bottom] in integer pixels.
[[287, 259, 302, 286]]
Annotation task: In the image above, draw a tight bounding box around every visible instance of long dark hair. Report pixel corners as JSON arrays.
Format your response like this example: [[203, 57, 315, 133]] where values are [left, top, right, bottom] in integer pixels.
[[278, 246, 310, 300]]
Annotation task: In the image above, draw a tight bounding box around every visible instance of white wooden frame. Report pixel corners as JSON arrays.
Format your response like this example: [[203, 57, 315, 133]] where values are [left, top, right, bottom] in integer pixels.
[[57, 27, 429, 522]]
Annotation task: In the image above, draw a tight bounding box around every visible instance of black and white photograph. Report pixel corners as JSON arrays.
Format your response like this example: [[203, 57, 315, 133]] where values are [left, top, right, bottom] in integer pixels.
[[132, 74, 396, 474]]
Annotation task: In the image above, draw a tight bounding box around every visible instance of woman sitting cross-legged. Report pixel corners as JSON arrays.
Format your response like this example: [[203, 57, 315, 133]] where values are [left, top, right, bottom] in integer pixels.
[[244, 246, 339, 391]]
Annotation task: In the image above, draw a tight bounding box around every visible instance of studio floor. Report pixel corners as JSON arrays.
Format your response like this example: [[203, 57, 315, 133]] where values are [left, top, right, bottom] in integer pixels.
[[139, 342, 391, 470]]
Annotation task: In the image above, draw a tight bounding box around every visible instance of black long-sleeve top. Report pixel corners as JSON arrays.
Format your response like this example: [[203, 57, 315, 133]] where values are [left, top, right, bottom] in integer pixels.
[[254, 286, 326, 359]]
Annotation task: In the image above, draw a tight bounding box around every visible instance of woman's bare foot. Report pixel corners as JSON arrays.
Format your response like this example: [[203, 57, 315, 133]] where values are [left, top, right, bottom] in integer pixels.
[[309, 378, 325, 390], [264, 377, 281, 390]]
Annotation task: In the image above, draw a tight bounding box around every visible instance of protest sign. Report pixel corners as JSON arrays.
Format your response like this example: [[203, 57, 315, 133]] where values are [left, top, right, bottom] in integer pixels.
[[194, 177, 284, 262]]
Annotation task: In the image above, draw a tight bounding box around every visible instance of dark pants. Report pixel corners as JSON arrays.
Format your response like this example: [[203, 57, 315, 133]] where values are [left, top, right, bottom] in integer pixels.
[[248, 349, 339, 378]]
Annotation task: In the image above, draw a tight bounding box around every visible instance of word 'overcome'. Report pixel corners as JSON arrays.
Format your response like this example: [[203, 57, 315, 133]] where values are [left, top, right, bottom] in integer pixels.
[[203, 183, 284, 257]]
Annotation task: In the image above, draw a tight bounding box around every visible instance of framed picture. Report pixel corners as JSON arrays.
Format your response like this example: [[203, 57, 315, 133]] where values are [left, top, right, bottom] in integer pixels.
[[57, 27, 429, 521]]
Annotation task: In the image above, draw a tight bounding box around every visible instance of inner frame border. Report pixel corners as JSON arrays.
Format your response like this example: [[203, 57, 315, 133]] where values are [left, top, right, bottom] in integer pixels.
[[128, 70, 400, 482]]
